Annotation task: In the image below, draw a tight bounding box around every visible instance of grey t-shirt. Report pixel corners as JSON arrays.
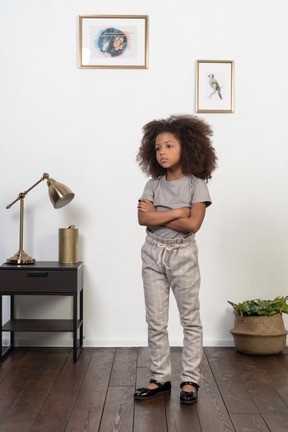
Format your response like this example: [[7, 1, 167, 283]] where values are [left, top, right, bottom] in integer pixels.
[[140, 174, 212, 239]]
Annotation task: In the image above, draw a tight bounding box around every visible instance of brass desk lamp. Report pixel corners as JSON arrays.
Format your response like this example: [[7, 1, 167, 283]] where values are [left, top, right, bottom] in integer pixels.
[[6, 173, 75, 265]]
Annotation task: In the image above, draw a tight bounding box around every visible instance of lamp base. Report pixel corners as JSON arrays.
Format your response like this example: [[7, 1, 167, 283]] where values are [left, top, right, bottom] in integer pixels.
[[6, 249, 35, 265]]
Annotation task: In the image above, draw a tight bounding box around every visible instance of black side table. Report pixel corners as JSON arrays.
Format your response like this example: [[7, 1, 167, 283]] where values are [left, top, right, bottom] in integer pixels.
[[0, 261, 83, 362]]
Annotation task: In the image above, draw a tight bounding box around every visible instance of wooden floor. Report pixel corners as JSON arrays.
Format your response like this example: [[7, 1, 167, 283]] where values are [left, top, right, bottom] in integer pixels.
[[0, 346, 288, 432]]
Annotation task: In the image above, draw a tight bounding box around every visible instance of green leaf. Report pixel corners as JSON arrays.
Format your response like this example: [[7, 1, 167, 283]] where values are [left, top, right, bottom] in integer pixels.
[[230, 296, 288, 316]]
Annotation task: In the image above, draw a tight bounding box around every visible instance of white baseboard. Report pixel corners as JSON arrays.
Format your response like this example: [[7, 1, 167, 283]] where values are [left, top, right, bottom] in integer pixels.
[[7, 335, 235, 348], [83, 338, 235, 347]]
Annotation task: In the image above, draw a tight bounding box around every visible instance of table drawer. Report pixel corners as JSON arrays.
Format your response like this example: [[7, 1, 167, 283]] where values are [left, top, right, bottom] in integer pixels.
[[0, 270, 79, 293]]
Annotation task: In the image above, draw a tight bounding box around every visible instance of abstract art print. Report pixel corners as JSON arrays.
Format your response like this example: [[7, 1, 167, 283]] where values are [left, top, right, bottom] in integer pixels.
[[79, 15, 149, 69], [196, 60, 234, 113]]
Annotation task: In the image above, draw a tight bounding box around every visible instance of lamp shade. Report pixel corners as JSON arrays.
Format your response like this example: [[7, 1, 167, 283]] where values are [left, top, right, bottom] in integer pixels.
[[47, 178, 75, 209]]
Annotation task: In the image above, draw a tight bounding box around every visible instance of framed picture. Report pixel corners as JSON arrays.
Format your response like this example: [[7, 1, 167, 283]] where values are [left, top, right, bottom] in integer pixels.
[[196, 60, 234, 113], [79, 15, 149, 69]]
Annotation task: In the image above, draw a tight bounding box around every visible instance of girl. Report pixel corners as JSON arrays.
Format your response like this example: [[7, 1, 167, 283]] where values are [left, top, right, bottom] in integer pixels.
[[134, 115, 217, 404]]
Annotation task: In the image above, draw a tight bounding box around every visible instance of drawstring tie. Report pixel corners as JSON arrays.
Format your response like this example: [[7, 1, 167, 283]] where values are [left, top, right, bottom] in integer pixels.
[[157, 243, 172, 269]]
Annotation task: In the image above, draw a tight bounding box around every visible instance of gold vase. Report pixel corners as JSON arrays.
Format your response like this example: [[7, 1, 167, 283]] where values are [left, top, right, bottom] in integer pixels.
[[59, 225, 79, 264]]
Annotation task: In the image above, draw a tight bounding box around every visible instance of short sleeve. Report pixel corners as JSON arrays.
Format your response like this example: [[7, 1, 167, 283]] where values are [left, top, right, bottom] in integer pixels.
[[140, 179, 154, 202], [191, 178, 212, 207]]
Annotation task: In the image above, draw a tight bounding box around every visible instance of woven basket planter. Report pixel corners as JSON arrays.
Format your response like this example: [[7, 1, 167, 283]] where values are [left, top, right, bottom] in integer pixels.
[[230, 313, 288, 355]]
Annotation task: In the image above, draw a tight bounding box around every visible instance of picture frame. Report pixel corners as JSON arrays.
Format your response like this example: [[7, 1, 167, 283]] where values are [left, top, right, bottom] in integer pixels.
[[196, 60, 234, 113], [79, 15, 149, 69]]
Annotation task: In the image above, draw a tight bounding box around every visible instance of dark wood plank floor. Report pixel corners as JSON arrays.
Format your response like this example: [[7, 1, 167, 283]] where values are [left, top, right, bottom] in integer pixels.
[[0, 346, 288, 431]]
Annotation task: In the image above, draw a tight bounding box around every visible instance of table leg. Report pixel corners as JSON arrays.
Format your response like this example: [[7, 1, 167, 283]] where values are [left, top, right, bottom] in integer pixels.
[[73, 294, 77, 362], [0, 295, 2, 358], [11, 296, 14, 347], [80, 289, 83, 350], [0, 295, 14, 360]]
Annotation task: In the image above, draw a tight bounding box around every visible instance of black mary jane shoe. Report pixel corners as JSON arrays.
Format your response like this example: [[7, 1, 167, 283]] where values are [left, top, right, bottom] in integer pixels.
[[180, 381, 199, 405], [134, 379, 171, 400]]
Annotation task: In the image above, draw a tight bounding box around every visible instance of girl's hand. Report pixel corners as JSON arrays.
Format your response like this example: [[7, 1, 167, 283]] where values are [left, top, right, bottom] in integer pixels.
[[138, 199, 156, 212], [138, 201, 192, 227], [164, 202, 206, 233], [179, 207, 190, 218]]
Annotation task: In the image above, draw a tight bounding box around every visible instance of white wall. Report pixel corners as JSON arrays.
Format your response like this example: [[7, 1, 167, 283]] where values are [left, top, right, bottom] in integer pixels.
[[1, 0, 288, 348]]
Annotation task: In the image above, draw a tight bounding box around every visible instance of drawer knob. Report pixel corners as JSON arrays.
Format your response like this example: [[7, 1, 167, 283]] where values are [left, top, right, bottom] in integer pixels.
[[27, 272, 48, 277]]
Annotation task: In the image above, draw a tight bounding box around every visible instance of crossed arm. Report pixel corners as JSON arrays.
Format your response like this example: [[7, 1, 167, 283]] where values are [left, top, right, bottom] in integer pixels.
[[137, 199, 206, 233]]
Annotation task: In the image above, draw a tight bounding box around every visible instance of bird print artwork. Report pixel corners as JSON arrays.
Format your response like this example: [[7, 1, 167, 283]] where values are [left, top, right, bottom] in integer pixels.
[[208, 74, 222, 99]]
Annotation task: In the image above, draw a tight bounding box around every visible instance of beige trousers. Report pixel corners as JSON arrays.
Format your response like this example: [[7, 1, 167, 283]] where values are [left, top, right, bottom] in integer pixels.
[[141, 230, 203, 384]]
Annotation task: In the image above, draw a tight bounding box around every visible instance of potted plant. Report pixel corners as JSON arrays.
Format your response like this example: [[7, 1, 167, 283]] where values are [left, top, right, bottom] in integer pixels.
[[228, 296, 288, 355]]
